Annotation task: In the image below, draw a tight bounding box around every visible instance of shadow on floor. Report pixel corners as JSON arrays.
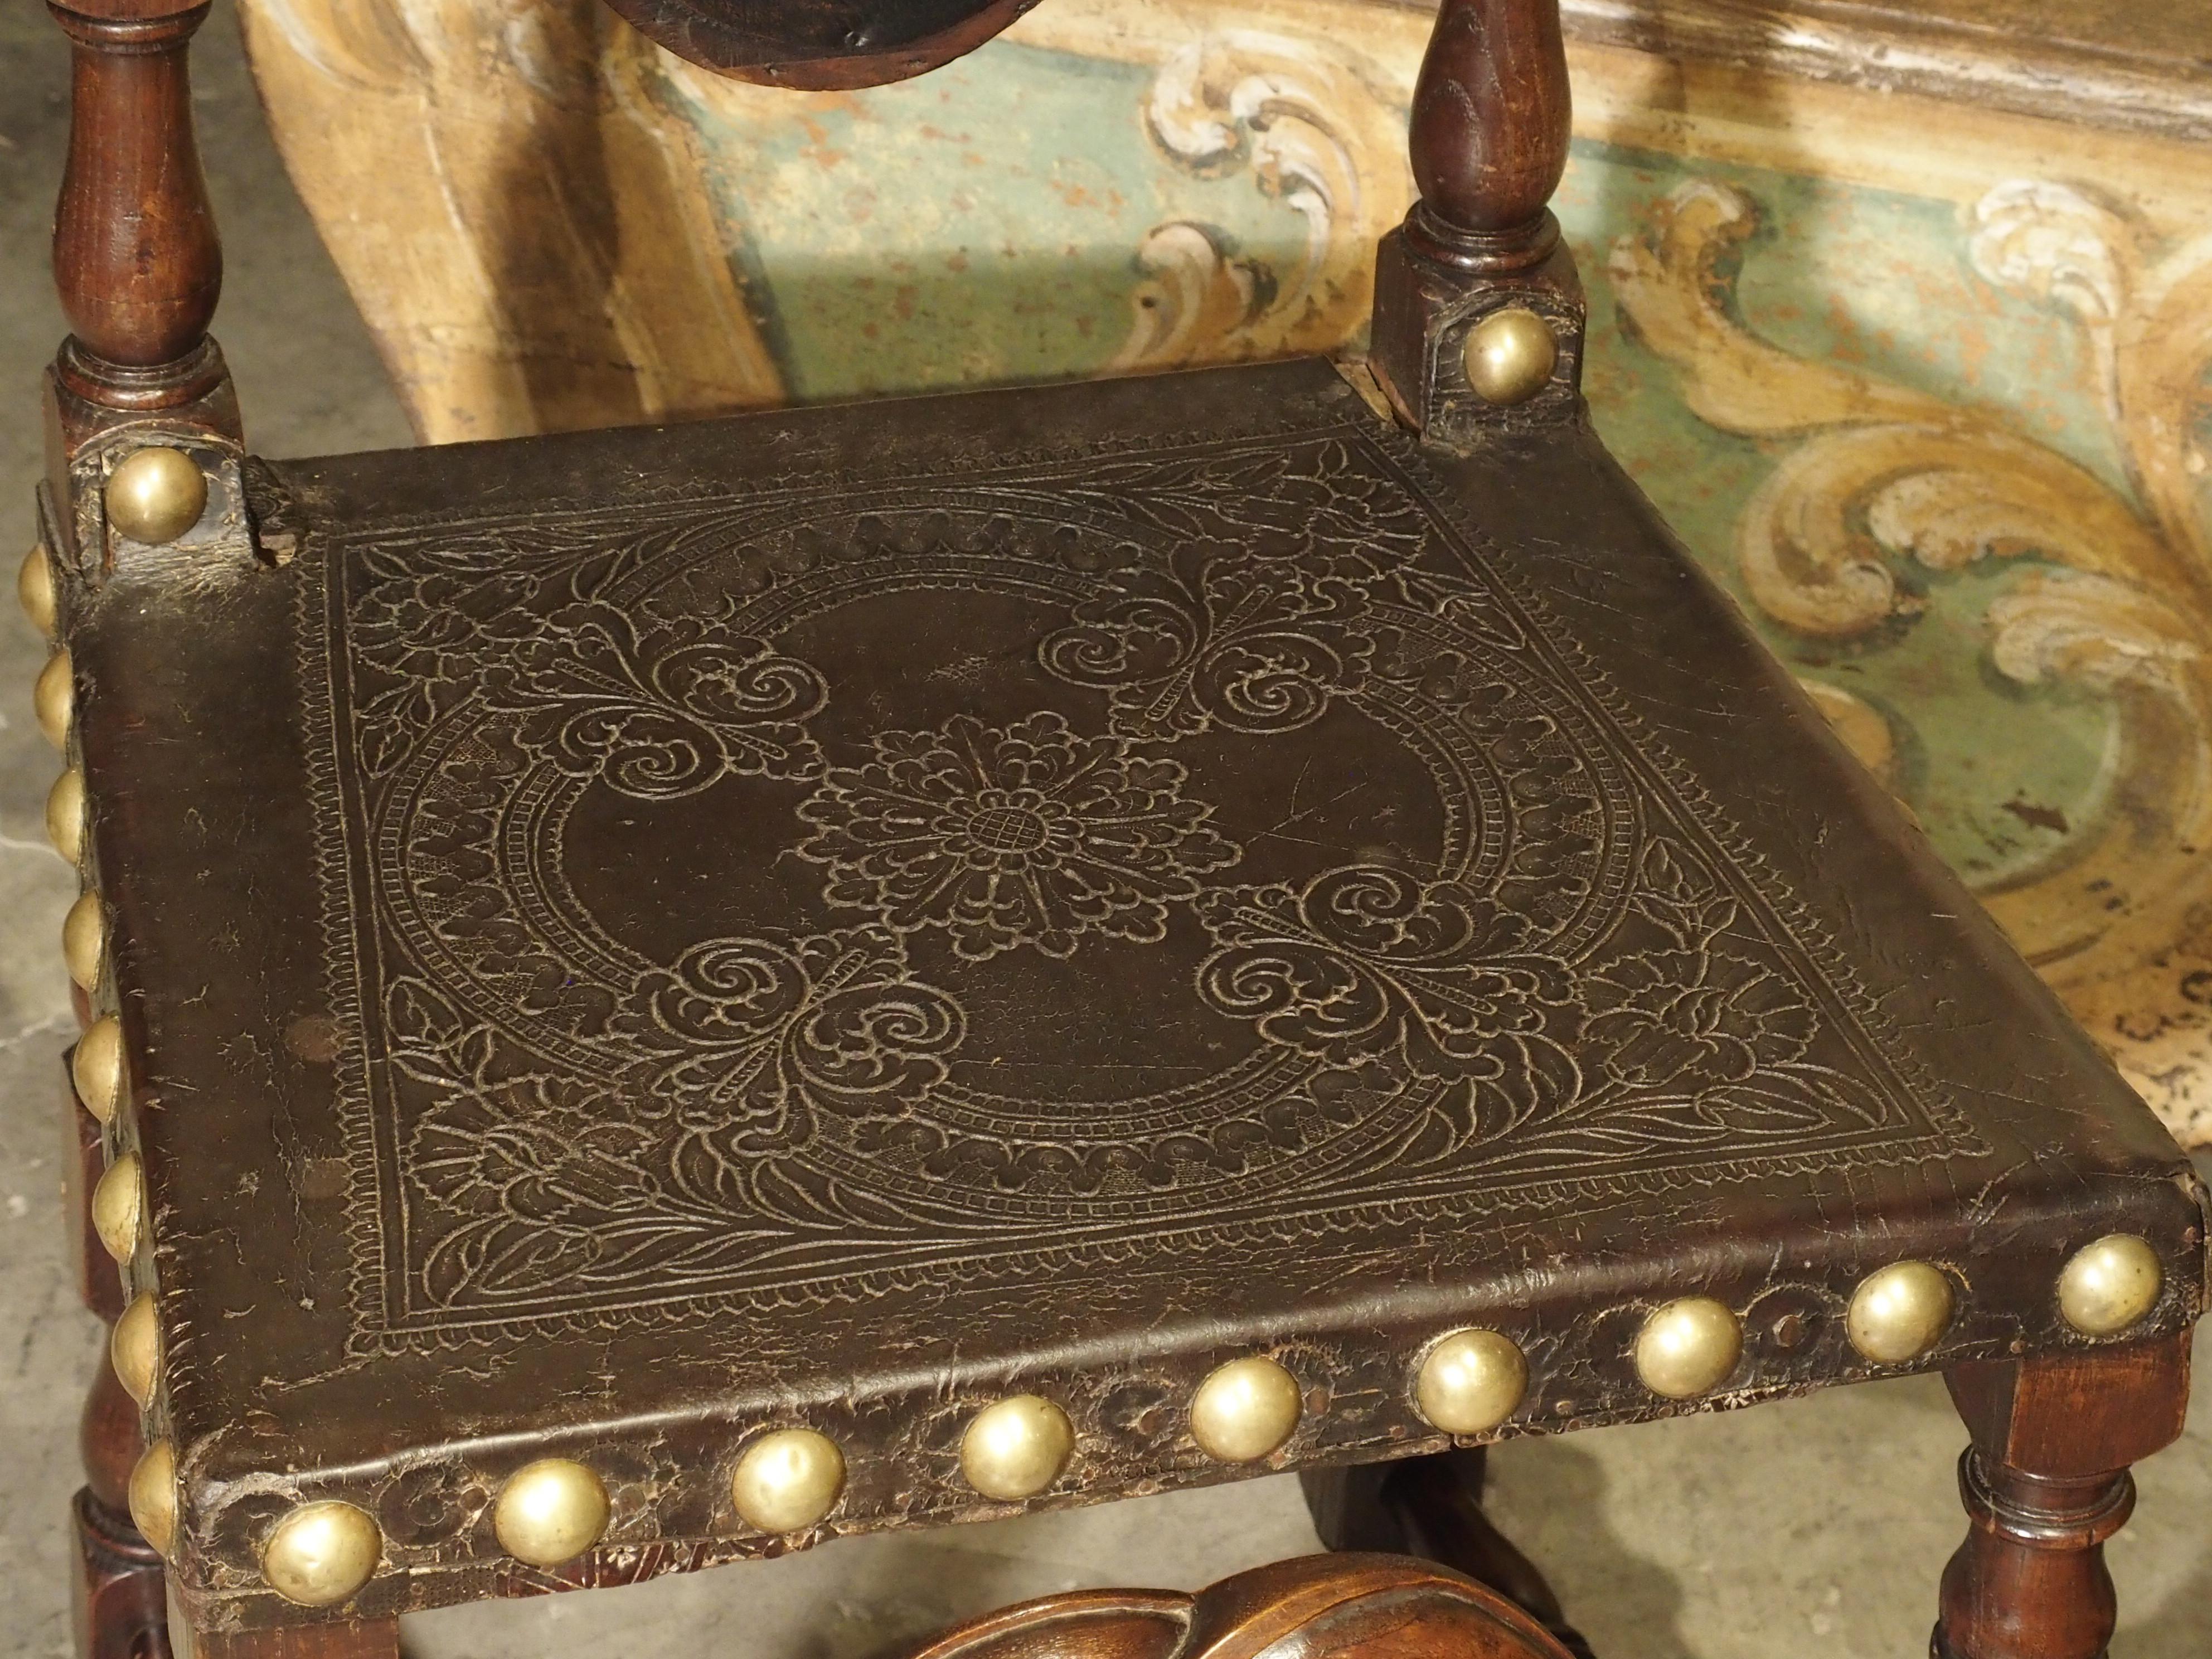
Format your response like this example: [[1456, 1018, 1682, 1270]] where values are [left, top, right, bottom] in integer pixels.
[[1483, 1433, 1694, 1659]]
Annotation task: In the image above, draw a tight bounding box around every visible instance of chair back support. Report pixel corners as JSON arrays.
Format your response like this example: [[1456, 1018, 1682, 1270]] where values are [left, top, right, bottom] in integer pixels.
[[601, 0, 1042, 88]]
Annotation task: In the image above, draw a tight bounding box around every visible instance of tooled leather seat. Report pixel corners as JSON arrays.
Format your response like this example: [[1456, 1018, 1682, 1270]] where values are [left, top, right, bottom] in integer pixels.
[[31, 0, 2205, 1653]]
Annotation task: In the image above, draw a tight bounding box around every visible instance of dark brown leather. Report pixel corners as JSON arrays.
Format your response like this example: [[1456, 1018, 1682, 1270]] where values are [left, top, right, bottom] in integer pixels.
[[65, 357, 2207, 1632]]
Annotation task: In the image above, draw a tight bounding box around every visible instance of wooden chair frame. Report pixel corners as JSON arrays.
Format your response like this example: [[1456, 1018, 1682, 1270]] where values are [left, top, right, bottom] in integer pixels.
[[33, 3, 2199, 1657]]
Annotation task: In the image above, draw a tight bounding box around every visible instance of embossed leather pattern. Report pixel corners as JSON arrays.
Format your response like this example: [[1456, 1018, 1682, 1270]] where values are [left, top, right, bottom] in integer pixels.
[[70, 361, 2205, 1629]]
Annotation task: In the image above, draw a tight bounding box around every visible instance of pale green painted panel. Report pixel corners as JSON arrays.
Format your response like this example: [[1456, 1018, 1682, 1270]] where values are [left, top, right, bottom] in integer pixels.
[[664, 42, 1323, 399], [668, 42, 2151, 882]]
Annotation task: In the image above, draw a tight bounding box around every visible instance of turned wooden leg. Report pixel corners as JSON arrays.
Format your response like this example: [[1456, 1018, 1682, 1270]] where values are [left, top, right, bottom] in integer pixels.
[[65, 1046, 172, 1659], [72, 1478, 168, 1659], [1302, 1454, 1595, 1659], [1933, 1332, 2192, 1659]]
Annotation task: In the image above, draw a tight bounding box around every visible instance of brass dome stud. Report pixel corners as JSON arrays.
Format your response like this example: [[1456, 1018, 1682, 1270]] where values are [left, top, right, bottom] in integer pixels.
[[46, 768, 85, 864], [35, 651, 72, 750], [92, 1151, 144, 1265], [128, 1439, 177, 1558], [731, 1427, 845, 1534], [104, 448, 207, 546], [2058, 1235, 2164, 1337], [1413, 1329, 1529, 1435], [1847, 1262, 1955, 1365], [262, 1500, 381, 1608], [73, 1015, 124, 1123], [1634, 1297, 1743, 1400], [112, 1290, 160, 1408], [492, 1458, 608, 1568], [64, 888, 105, 991], [1463, 307, 1559, 407], [18, 544, 55, 639], [961, 1395, 1076, 1501], [1190, 1355, 1302, 1463]]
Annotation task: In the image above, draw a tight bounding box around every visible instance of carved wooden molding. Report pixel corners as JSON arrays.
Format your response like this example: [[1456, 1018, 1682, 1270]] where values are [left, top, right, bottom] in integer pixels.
[[1554, 0, 2212, 144]]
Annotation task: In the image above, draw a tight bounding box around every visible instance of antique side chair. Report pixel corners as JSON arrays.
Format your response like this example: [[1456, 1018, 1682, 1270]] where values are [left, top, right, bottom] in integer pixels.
[[31, 2, 2208, 1658]]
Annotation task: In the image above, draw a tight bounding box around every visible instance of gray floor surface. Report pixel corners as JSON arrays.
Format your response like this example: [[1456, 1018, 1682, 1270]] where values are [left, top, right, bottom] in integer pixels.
[[1, 7, 2206, 1656]]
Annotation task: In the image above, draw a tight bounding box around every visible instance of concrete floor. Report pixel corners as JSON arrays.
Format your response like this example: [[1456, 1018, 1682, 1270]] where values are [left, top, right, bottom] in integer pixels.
[[1, 7, 2208, 1656]]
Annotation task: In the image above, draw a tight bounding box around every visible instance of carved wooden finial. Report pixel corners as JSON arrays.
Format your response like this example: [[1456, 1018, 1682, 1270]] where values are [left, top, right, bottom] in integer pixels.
[[48, 0, 226, 415], [1367, 0, 1583, 444], [1407, 0, 1571, 255]]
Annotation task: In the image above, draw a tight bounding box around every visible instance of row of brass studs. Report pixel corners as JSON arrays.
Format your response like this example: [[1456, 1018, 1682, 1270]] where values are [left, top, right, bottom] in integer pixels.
[[129, 1233, 2169, 1612], [35, 547, 167, 1536], [28, 536, 173, 1588]]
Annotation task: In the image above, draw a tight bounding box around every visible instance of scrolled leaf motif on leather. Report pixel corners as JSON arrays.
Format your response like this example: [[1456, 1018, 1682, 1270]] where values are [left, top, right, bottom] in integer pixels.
[[397, 984, 681, 1306], [1565, 835, 1845, 1149], [1040, 537, 1376, 741], [847, 1062, 1398, 1207], [481, 601, 827, 797], [1055, 438, 1430, 566], [1197, 866, 1568, 1068], [636, 925, 966, 1144], [1584, 943, 1817, 1099], [795, 711, 1241, 961], [1196, 866, 1580, 1148]]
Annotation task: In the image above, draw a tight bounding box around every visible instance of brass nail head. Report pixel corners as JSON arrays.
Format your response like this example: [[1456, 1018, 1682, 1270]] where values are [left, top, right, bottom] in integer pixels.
[[1414, 1328, 1529, 1435], [18, 544, 55, 638], [1190, 1355, 1302, 1463], [961, 1395, 1075, 1501], [731, 1428, 845, 1534], [129, 1440, 177, 1558], [1463, 307, 1559, 406], [263, 1500, 381, 1607], [73, 1015, 124, 1123], [493, 1457, 609, 1567], [46, 768, 85, 864], [92, 1151, 144, 1265], [112, 1290, 160, 1408], [63, 888, 104, 991], [1848, 1262, 1956, 1364], [2059, 1235, 2163, 1337], [105, 448, 207, 546], [1634, 1297, 1742, 1400], [35, 650, 72, 749]]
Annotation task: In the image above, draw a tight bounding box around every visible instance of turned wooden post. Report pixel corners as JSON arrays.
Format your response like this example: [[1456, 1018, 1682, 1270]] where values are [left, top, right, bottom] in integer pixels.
[[50, 0, 224, 406], [45, 0, 237, 564], [1369, 0, 1582, 444], [1934, 1334, 2192, 1659]]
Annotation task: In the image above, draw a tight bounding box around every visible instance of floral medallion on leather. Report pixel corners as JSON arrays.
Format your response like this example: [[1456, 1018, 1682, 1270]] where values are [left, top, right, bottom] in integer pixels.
[[796, 711, 1240, 959]]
